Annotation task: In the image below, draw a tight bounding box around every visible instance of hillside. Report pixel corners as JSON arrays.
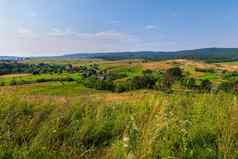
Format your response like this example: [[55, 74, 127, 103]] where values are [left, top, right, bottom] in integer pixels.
[[61, 48, 238, 62], [0, 59, 237, 158]]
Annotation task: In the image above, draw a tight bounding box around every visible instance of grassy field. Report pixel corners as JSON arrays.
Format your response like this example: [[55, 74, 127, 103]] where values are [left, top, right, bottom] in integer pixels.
[[0, 59, 238, 159]]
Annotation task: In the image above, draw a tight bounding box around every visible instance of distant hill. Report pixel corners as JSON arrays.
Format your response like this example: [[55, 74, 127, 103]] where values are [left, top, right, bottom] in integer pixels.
[[0, 56, 26, 61], [61, 48, 238, 62], [3, 48, 238, 63]]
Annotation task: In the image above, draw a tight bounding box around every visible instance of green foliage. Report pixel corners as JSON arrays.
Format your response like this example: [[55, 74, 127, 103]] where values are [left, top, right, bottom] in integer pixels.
[[155, 67, 183, 92], [0, 62, 76, 75], [181, 78, 197, 89], [9, 78, 17, 86], [0, 93, 237, 158], [116, 66, 142, 78], [218, 81, 233, 93], [83, 76, 114, 91], [155, 76, 173, 92], [82, 76, 97, 88], [165, 67, 184, 81], [223, 72, 238, 81], [200, 79, 213, 92], [125, 69, 161, 91], [113, 82, 131, 93], [94, 80, 114, 90], [0, 73, 79, 86], [201, 73, 218, 81], [129, 74, 157, 90]]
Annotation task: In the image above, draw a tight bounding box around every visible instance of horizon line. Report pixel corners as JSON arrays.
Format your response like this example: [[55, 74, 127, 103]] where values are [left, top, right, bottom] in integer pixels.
[[2, 47, 238, 58]]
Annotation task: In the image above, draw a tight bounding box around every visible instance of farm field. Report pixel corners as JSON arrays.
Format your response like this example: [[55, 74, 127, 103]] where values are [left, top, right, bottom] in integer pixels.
[[0, 59, 238, 159]]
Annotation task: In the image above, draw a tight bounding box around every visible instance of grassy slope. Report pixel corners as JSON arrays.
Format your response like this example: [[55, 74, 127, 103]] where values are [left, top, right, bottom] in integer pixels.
[[0, 59, 238, 158], [0, 87, 237, 159]]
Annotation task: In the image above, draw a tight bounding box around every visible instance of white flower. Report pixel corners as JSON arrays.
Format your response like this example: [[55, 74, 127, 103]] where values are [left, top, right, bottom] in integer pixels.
[[123, 136, 129, 142]]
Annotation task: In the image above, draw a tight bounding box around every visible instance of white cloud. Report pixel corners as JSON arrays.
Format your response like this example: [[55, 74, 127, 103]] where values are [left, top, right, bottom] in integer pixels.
[[4, 27, 228, 56], [47, 29, 139, 43], [145, 25, 158, 30], [0, 28, 144, 56]]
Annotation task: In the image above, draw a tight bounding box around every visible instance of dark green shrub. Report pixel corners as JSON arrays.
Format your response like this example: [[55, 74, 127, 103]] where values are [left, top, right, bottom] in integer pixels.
[[200, 79, 213, 92], [156, 76, 173, 91], [107, 71, 126, 80], [187, 131, 218, 159], [83, 76, 97, 88], [9, 79, 17, 86], [165, 67, 183, 81], [59, 77, 74, 82], [223, 72, 238, 81], [217, 81, 233, 92], [0, 81, 5, 86], [143, 69, 153, 75], [36, 78, 49, 83], [95, 80, 114, 90], [155, 68, 183, 92], [114, 82, 130, 92], [130, 75, 156, 90]]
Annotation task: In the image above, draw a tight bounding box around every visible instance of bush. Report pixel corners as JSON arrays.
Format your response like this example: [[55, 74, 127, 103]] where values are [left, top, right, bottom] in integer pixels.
[[95, 80, 114, 90], [155, 67, 183, 92], [0, 81, 5, 86], [223, 72, 238, 81], [83, 76, 114, 91], [130, 74, 156, 90], [36, 78, 49, 83], [165, 67, 183, 81], [9, 79, 17, 86], [114, 82, 130, 93], [217, 81, 233, 92], [155, 76, 173, 91], [200, 79, 212, 92], [82, 76, 97, 88]]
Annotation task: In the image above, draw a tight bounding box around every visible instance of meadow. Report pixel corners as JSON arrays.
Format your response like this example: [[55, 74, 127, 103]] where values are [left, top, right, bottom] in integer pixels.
[[0, 59, 237, 159]]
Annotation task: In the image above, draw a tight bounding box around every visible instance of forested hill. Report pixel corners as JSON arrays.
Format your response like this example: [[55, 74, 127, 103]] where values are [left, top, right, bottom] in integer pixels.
[[61, 48, 238, 62], [0, 56, 26, 61], [2, 48, 238, 63]]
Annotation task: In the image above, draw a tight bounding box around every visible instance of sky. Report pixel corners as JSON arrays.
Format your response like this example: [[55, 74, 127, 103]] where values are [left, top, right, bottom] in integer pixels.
[[0, 0, 238, 56]]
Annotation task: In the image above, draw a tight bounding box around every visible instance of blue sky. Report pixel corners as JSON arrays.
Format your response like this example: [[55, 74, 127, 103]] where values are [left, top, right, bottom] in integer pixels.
[[0, 0, 238, 56]]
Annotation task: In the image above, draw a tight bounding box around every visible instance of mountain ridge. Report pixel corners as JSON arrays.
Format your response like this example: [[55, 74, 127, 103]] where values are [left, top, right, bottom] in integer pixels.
[[61, 48, 238, 62], [2, 48, 238, 63]]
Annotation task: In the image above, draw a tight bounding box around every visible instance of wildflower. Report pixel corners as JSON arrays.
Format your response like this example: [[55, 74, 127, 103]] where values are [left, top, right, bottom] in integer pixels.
[[180, 128, 187, 134], [124, 143, 129, 148], [123, 136, 129, 142]]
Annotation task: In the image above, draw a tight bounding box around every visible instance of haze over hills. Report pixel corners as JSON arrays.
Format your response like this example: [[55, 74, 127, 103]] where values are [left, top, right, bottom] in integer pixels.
[[57, 48, 238, 62], [2, 48, 238, 62], [0, 56, 26, 61]]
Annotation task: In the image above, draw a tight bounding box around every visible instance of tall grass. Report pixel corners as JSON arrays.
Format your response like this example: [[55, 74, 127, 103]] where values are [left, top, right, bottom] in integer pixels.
[[0, 92, 237, 159]]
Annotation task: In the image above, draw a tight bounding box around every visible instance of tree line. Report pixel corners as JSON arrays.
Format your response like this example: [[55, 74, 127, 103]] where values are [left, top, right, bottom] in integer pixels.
[[0, 62, 77, 75]]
